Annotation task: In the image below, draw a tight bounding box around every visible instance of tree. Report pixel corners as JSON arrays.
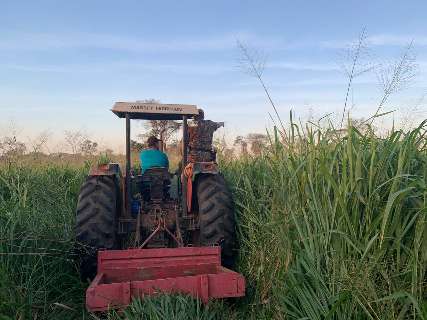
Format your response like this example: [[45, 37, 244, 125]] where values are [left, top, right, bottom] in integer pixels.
[[80, 139, 98, 156], [140, 120, 181, 151], [0, 136, 26, 158], [136, 99, 181, 151], [213, 136, 234, 159], [130, 140, 144, 152], [233, 136, 248, 155], [64, 130, 85, 154], [28, 130, 50, 154], [246, 133, 268, 155], [104, 148, 114, 156]]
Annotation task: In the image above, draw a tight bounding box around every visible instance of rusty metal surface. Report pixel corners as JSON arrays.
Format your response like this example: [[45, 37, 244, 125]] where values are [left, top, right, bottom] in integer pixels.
[[86, 247, 245, 311], [86, 273, 130, 311], [140, 202, 177, 232], [188, 120, 223, 162], [139, 204, 182, 248], [89, 163, 121, 176], [112, 102, 199, 120], [193, 162, 219, 175], [130, 168, 182, 248]]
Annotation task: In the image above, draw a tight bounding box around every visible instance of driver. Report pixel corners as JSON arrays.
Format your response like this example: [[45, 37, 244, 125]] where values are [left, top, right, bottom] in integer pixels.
[[140, 136, 169, 173]]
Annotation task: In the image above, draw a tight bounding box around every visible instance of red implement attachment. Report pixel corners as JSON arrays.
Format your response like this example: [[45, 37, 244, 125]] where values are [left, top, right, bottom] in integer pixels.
[[86, 247, 245, 312]]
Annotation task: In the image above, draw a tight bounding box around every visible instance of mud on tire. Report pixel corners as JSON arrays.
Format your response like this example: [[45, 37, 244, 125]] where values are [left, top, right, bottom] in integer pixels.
[[196, 174, 236, 268], [75, 175, 119, 281]]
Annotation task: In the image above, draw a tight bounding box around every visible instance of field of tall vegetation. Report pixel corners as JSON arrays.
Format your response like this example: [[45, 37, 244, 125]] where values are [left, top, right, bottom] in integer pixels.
[[0, 121, 426, 319]]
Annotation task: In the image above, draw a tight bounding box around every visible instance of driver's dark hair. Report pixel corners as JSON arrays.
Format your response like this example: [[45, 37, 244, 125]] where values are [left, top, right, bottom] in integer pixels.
[[147, 136, 159, 148]]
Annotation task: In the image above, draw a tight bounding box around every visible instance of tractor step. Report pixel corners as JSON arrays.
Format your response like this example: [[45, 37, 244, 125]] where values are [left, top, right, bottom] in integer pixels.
[[86, 247, 245, 312]]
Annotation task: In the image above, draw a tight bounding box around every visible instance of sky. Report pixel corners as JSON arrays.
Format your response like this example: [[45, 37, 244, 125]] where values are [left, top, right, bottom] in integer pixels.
[[1, 0, 427, 152]]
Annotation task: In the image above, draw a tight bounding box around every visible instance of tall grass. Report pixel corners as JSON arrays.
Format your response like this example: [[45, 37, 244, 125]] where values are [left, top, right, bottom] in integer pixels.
[[222, 122, 427, 319], [107, 294, 229, 320], [0, 164, 88, 319], [0, 122, 426, 319]]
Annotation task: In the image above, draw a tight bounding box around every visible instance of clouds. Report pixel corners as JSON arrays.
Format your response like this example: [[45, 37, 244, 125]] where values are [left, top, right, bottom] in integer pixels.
[[320, 34, 427, 49], [0, 61, 233, 75], [1, 29, 426, 135], [2, 30, 427, 54], [368, 34, 427, 46], [267, 62, 341, 72], [0, 31, 279, 53], [0, 60, 343, 75]]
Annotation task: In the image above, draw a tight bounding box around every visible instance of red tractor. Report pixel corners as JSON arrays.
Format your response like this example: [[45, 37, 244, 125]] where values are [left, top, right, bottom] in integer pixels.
[[75, 102, 245, 311]]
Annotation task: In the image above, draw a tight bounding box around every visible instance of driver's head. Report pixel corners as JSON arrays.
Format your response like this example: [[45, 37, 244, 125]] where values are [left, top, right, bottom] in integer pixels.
[[147, 136, 160, 149]]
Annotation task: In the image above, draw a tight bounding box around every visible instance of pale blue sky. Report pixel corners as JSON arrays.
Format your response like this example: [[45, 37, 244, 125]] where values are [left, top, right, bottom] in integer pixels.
[[1, 1, 427, 151]]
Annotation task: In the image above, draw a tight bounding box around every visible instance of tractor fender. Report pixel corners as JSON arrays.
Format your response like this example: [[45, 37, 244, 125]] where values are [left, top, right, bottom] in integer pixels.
[[89, 163, 122, 178], [191, 162, 219, 178]]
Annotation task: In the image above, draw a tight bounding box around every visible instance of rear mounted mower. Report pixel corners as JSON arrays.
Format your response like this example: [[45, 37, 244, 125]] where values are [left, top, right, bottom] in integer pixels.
[[86, 247, 245, 311], [75, 102, 245, 311]]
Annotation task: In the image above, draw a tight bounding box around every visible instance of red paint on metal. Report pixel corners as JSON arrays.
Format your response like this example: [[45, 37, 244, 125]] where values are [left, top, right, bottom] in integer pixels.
[[89, 164, 114, 176], [86, 247, 245, 312]]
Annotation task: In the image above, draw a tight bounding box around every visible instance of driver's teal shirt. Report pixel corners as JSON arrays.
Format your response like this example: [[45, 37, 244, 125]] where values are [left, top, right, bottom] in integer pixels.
[[140, 149, 169, 173]]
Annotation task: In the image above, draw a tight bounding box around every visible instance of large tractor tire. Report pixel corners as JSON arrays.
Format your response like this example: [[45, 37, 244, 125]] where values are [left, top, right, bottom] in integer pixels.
[[75, 175, 120, 281], [196, 174, 236, 268]]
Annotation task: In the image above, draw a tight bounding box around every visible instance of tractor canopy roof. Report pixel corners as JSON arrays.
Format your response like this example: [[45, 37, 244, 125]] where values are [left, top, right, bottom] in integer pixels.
[[112, 101, 200, 120]]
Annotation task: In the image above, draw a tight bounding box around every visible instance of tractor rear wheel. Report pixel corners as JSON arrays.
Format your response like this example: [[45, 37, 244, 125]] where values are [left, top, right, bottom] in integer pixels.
[[75, 175, 119, 281], [196, 174, 236, 268]]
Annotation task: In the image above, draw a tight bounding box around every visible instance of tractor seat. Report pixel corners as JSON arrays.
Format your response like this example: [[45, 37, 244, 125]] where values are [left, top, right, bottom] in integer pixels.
[[141, 167, 171, 201]]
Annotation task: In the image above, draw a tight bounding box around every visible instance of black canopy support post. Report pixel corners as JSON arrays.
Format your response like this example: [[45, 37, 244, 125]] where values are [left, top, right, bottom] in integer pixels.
[[125, 113, 131, 216], [159, 131, 164, 152], [182, 116, 188, 217]]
